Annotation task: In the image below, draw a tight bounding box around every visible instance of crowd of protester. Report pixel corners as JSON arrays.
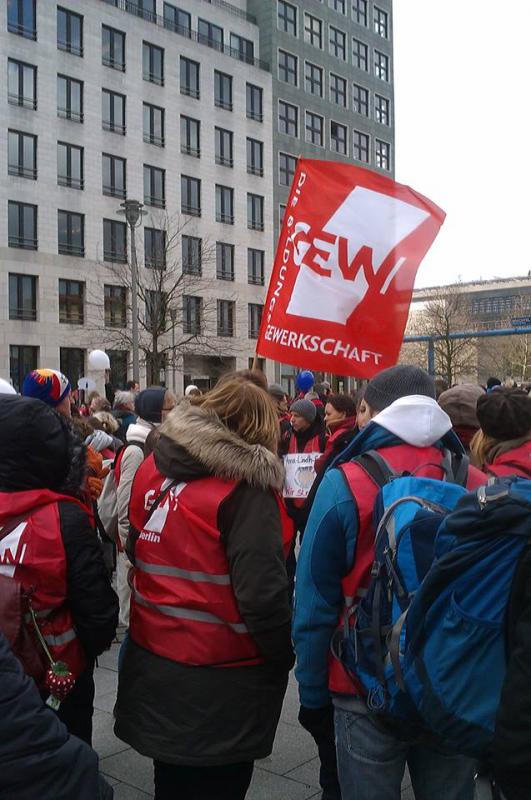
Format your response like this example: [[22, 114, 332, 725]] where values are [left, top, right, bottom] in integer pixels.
[[0, 363, 530, 799]]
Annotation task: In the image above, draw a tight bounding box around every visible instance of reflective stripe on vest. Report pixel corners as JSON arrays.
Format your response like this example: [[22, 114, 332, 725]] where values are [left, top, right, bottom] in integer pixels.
[[43, 627, 78, 646], [133, 586, 249, 634], [135, 557, 231, 585]]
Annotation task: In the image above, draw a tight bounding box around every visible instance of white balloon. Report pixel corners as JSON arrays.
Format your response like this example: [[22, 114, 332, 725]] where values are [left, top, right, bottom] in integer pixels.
[[0, 378, 17, 395], [88, 350, 110, 370]]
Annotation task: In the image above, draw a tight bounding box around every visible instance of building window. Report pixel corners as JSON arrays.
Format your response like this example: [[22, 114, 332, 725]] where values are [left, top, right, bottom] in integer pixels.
[[352, 38, 368, 71], [145, 290, 166, 330], [8, 201, 37, 250], [304, 13, 323, 48], [107, 350, 128, 388], [183, 296, 202, 334], [102, 89, 125, 134], [246, 83, 263, 122], [215, 128, 233, 167], [247, 194, 264, 231], [247, 249, 264, 285], [143, 165, 165, 208], [217, 300, 234, 337], [102, 153, 126, 198], [143, 103, 164, 147], [57, 141, 83, 189], [143, 41, 164, 85], [104, 285, 127, 327], [8, 59, 37, 109], [180, 57, 200, 98], [278, 100, 298, 137], [375, 50, 390, 81], [247, 138, 263, 177], [278, 0, 297, 35], [352, 83, 369, 116], [58, 211, 84, 257], [248, 304, 263, 339], [57, 7, 83, 56], [330, 73, 347, 106], [305, 62, 323, 96], [216, 242, 234, 281], [180, 116, 200, 157], [306, 111, 324, 146], [352, 0, 367, 26], [279, 204, 286, 229], [9, 273, 37, 321], [330, 121, 347, 154], [10, 345, 38, 392], [374, 6, 389, 38], [60, 348, 85, 388], [59, 279, 84, 323], [103, 219, 127, 263], [375, 139, 391, 170], [230, 33, 254, 63], [8, 0, 36, 40], [278, 50, 298, 85], [182, 235, 202, 275], [57, 74, 83, 122], [163, 3, 191, 36], [144, 227, 166, 269], [214, 71, 233, 110], [8, 130, 37, 179], [181, 175, 201, 216], [279, 152, 297, 186], [102, 25, 125, 70], [330, 0, 346, 13], [329, 25, 346, 59], [198, 18, 224, 50], [375, 94, 390, 125], [216, 185, 234, 224], [353, 130, 370, 163]]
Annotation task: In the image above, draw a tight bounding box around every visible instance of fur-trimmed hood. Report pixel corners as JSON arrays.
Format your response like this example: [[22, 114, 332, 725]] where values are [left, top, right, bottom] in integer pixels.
[[157, 402, 284, 491]]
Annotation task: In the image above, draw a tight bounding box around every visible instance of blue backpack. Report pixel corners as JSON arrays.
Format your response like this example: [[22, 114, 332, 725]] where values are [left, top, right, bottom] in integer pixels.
[[402, 477, 531, 758], [334, 449, 470, 722]]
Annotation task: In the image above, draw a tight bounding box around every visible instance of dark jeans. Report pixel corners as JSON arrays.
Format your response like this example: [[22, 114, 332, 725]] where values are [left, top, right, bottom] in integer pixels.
[[56, 662, 95, 746], [299, 705, 342, 800], [153, 760, 254, 800]]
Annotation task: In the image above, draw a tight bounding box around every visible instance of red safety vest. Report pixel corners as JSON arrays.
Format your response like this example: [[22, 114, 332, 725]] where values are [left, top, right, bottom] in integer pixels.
[[0, 489, 88, 681], [328, 444, 486, 697], [486, 441, 531, 478], [129, 455, 294, 668]]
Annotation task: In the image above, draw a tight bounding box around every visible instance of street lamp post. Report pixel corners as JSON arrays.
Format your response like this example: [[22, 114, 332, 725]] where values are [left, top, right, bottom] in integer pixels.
[[117, 200, 146, 385], [169, 307, 177, 393]]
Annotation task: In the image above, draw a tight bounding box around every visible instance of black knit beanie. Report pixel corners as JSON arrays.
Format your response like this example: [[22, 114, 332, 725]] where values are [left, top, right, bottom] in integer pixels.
[[134, 387, 167, 424], [476, 388, 531, 441], [364, 365, 436, 412]]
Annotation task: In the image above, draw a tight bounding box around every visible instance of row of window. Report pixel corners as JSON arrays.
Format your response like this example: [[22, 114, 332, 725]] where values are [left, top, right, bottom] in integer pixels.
[[8, 126, 266, 189], [7, 58, 264, 123], [8, 2, 257, 67], [8, 273, 263, 339], [278, 1, 390, 48]]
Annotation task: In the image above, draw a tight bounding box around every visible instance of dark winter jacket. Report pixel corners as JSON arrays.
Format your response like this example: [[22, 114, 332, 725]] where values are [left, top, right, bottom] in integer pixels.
[[112, 408, 137, 443], [0, 631, 112, 800], [115, 403, 294, 766], [493, 546, 531, 800]]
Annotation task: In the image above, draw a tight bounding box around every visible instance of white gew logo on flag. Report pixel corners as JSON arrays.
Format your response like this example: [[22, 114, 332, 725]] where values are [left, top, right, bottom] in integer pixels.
[[286, 187, 430, 324], [0, 522, 27, 578]]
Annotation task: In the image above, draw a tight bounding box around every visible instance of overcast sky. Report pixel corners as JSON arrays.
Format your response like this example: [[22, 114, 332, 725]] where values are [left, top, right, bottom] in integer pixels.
[[393, 1, 531, 289]]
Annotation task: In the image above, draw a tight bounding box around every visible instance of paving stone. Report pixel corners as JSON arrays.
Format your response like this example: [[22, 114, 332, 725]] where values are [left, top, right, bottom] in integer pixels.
[[100, 748, 155, 795], [111, 783, 153, 800], [93, 709, 131, 760], [257, 720, 317, 776], [284, 756, 320, 789], [94, 689, 118, 714], [95, 665, 119, 696], [249, 767, 318, 800], [97, 643, 121, 672]]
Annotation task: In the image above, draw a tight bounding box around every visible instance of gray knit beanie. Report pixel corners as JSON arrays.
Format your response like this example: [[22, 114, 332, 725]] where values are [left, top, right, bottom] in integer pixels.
[[364, 365, 436, 412], [290, 398, 317, 424], [269, 383, 286, 400]]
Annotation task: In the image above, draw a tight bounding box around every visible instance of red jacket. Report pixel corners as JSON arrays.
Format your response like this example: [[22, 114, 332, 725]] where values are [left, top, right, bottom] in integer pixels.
[[0, 489, 88, 682], [129, 455, 294, 668], [328, 444, 486, 696], [486, 441, 531, 478]]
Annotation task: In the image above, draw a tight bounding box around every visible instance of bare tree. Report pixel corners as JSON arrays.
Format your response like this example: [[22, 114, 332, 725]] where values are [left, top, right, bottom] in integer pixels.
[[401, 286, 478, 385], [90, 212, 223, 385], [479, 295, 531, 383]]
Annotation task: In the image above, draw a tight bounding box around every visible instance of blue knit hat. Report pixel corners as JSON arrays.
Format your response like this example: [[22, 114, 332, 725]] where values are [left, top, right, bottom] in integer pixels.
[[22, 369, 71, 407]]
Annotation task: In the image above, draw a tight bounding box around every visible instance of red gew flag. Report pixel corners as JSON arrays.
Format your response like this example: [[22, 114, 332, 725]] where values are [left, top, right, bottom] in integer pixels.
[[256, 159, 445, 379]]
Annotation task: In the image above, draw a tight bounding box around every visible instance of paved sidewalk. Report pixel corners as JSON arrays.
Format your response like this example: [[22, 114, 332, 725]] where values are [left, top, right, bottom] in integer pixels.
[[94, 640, 416, 799]]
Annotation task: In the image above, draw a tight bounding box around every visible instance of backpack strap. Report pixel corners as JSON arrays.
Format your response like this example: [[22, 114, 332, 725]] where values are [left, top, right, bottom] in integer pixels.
[[355, 450, 397, 488], [440, 449, 469, 486]]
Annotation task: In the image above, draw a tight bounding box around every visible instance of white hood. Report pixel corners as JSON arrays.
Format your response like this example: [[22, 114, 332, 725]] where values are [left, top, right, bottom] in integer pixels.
[[372, 395, 452, 448], [126, 419, 153, 445]]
